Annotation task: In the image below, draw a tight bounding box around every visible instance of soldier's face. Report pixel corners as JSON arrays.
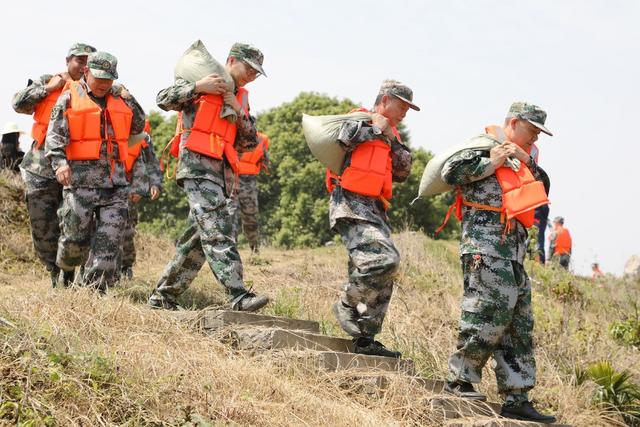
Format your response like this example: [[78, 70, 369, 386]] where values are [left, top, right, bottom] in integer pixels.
[[85, 70, 114, 97], [507, 119, 540, 153], [227, 57, 259, 87], [66, 55, 88, 81], [380, 96, 410, 127]]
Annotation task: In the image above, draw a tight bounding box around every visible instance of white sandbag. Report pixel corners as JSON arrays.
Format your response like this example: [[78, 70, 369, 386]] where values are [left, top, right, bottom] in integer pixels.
[[415, 134, 502, 199], [302, 112, 372, 174], [174, 40, 236, 120]]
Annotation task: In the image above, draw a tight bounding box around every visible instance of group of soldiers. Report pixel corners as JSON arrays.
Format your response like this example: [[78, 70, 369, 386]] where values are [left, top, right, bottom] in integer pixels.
[[11, 41, 557, 423]]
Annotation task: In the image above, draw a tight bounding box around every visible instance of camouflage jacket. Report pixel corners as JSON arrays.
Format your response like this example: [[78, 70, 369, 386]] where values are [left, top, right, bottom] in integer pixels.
[[13, 74, 58, 180], [441, 134, 545, 263], [45, 81, 146, 188], [329, 120, 412, 228], [155, 78, 258, 189], [129, 134, 163, 197]]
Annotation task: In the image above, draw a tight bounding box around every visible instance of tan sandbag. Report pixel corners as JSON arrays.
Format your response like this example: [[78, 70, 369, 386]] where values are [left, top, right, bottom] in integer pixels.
[[302, 112, 372, 174], [174, 40, 236, 120], [415, 134, 502, 199]]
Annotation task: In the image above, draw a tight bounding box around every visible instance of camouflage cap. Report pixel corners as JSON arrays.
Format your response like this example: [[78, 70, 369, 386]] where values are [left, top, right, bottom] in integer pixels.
[[379, 79, 420, 111], [507, 101, 553, 136], [67, 43, 96, 57], [87, 51, 118, 80], [229, 42, 266, 77]]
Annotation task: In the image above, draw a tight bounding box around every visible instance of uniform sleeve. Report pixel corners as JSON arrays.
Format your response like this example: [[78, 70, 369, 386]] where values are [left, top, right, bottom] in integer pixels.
[[391, 140, 412, 182], [142, 137, 163, 188], [441, 149, 496, 186], [336, 120, 380, 152], [12, 75, 52, 114], [235, 114, 258, 153], [156, 78, 198, 112], [118, 89, 146, 135], [44, 91, 72, 171], [129, 156, 149, 196]]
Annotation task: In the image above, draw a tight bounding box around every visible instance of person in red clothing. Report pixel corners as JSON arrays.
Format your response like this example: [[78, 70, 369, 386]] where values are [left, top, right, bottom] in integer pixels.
[[549, 216, 572, 269]]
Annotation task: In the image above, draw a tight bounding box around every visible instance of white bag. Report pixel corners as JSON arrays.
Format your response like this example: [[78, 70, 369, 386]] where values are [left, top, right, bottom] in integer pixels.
[[302, 112, 372, 174], [174, 40, 236, 120]]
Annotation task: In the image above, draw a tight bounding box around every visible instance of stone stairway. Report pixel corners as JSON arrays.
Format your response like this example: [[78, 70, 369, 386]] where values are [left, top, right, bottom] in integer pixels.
[[178, 309, 569, 426]]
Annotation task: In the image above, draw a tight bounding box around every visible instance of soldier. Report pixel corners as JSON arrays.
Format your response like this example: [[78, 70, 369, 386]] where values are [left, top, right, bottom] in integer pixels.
[[228, 131, 269, 253], [120, 119, 163, 279], [148, 43, 269, 312], [0, 123, 25, 172], [45, 51, 146, 292], [12, 42, 96, 287], [549, 216, 572, 269], [327, 80, 417, 358], [442, 102, 556, 423]]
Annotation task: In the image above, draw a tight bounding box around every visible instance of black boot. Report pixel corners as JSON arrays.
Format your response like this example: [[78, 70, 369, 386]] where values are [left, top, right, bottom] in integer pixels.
[[50, 267, 61, 288], [444, 380, 487, 401], [501, 401, 556, 424], [62, 270, 75, 287], [148, 292, 181, 311], [353, 337, 401, 359], [231, 291, 269, 312]]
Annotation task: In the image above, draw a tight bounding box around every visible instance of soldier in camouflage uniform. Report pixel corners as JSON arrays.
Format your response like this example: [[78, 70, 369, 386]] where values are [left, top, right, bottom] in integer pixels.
[[120, 126, 163, 279], [329, 80, 417, 358], [228, 132, 269, 253], [45, 51, 146, 292], [443, 102, 556, 423], [12, 43, 96, 287], [148, 43, 269, 312]]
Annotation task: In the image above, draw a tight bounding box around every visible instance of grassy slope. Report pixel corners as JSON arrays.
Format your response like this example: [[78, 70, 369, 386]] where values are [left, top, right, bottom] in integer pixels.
[[0, 170, 638, 426]]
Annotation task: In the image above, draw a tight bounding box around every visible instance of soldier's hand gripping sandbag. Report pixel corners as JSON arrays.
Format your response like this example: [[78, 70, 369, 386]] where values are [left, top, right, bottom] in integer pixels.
[[302, 111, 372, 174], [174, 40, 237, 120]]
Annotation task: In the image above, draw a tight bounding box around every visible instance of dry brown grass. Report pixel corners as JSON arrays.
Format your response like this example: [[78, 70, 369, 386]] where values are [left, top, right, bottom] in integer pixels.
[[1, 171, 638, 426]]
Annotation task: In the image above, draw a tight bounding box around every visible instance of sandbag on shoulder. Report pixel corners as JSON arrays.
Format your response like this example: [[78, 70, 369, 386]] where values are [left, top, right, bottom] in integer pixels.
[[174, 40, 237, 120], [302, 112, 372, 174]]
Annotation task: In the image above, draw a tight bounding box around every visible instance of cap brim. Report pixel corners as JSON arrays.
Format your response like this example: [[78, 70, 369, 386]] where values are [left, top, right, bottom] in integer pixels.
[[244, 59, 266, 77], [528, 120, 553, 136], [392, 94, 420, 111], [89, 68, 117, 80], [68, 51, 92, 57]]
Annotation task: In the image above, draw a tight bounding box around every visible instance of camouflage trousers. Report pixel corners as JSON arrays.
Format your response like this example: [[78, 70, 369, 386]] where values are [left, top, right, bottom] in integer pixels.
[[120, 200, 139, 269], [22, 171, 63, 272], [57, 186, 128, 287], [333, 218, 400, 337], [448, 254, 536, 395], [151, 178, 247, 305], [228, 174, 260, 250]]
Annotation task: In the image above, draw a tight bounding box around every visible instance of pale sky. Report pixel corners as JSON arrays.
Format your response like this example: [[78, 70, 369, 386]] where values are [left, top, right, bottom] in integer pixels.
[[2, 0, 638, 276]]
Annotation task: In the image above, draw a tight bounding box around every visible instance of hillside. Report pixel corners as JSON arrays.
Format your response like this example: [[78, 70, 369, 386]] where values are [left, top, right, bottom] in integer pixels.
[[1, 170, 638, 426]]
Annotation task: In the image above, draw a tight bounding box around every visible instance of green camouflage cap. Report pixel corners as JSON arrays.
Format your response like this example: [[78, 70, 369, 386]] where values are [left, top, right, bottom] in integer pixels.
[[507, 101, 553, 136], [87, 51, 118, 80], [67, 43, 96, 57], [229, 42, 266, 77], [379, 79, 420, 111]]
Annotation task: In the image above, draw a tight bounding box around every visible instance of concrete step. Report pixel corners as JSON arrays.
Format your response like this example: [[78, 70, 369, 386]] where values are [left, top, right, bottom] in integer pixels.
[[430, 396, 501, 419], [310, 351, 414, 375], [231, 327, 354, 353], [199, 310, 320, 333], [446, 417, 570, 427]]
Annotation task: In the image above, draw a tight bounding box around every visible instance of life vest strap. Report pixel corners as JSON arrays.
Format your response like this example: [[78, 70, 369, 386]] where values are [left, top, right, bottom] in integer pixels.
[[435, 189, 507, 234], [326, 171, 391, 210]]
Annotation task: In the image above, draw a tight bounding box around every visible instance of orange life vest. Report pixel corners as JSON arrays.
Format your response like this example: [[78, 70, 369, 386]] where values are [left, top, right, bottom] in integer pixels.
[[237, 131, 269, 175], [436, 127, 549, 233], [553, 226, 572, 255], [325, 108, 398, 209], [124, 119, 151, 173], [32, 88, 63, 149], [65, 81, 132, 167], [178, 87, 249, 173]]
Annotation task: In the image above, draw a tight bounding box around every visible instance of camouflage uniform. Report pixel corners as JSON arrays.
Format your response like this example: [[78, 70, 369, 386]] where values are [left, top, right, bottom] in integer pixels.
[[444, 103, 552, 404], [330, 81, 415, 338], [45, 52, 145, 289], [120, 133, 163, 272], [229, 139, 270, 250], [149, 44, 265, 308]]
